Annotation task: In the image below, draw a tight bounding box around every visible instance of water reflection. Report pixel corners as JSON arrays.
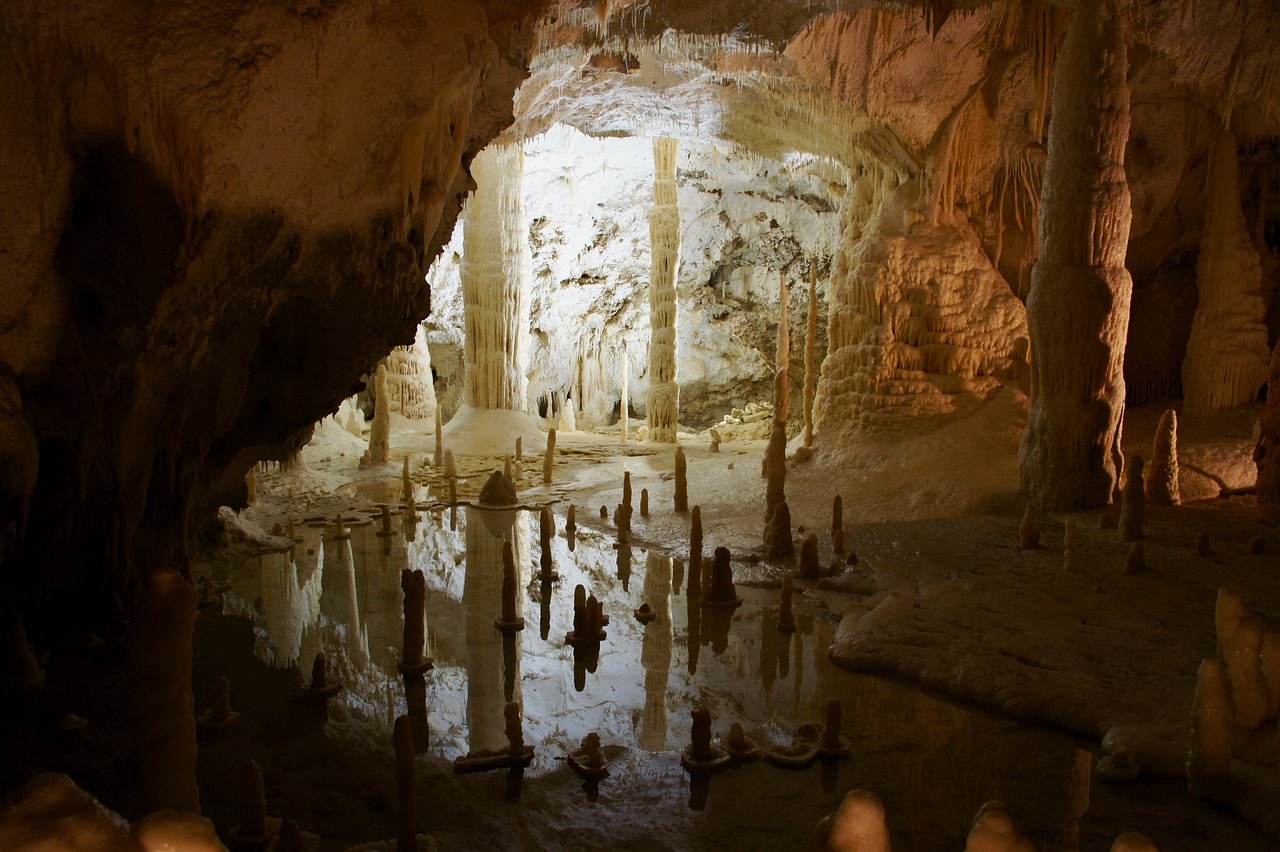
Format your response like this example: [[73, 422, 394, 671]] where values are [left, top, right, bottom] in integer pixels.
[[226, 504, 1119, 849]]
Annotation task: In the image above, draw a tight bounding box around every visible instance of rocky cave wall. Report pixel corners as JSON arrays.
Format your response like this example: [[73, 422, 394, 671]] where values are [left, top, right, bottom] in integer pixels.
[[0, 0, 548, 635]]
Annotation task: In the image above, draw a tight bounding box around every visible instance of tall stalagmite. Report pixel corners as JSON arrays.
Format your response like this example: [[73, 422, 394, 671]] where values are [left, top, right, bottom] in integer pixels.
[[368, 364, 391, 464], [1019, 0, 1133, 511], [461, 143, 532, 412], [802, 264, 818, 448], [1182, 127, 1270, 415], [646, 137, 681, 443]]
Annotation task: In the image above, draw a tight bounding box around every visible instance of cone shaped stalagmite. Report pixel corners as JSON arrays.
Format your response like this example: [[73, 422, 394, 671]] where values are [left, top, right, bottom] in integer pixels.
[[1145, 409, 1180, 506], [1019, 0, 1133, 511], [368, 364, 391, 464]]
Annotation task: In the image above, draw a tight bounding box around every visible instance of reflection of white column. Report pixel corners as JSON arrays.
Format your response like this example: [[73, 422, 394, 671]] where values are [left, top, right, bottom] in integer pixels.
[[339, 537, 369, 671], [646, 138, 680, 443], [463, 506, 529, 752], [259, 549, 323, 668], [640, 552, 673, 750]]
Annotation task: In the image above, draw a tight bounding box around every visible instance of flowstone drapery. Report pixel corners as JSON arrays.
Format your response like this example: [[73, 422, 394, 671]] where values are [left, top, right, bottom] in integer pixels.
[[1019, 0, 1133, 512], [646, 137, 681, 443]]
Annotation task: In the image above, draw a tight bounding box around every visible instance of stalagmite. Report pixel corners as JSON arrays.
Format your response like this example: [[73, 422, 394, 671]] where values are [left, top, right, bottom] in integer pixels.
[[515, 436, 522, 463], [1119, 455, 1145, 542], [1110, 833, 1159, 852], [764, 419, 787, 527], [1182, 127, 1269, 415], [765, 501, 794, 560], [640, 488, 649, 517], [1187, 658, 1233, 795], [1020, 0, 1133, 511], [620, 341, 629, 444], [560, 395, 577, 432], [1145, 409, 1180, 506], [646, 137, 681, 443], [802, 263, 818, 448], [622, 471, 632, 513], [1223, 616, 1269, 729], [1019, 504, 1040, 549], [384, 325, 437, 421], [775, 269, 790, 424], [816, 789, 891, 852], [674, 446, 688, 512], [433, 408, 443, 468], [234, 759, 268, 850], [543, 428, 556, 485], [368, 365, 391, 465], [688, 507, 703, 597], [798, 534, 821, 579]]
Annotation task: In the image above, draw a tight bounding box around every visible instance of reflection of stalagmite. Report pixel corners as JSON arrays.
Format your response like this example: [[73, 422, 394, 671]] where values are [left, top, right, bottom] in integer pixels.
[[1182, 127, 1269, 415], [463, 500, 528, 753], [647, 137, 681, 443], [385, 325, 437, 420], [259, 549, 323, 667], [1020, 0, 1133, 511], [640, 552, 673, 751]]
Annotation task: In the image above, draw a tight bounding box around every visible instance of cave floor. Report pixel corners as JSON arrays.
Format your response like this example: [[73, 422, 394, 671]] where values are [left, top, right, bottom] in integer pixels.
[[176, 400, 1279, 850]]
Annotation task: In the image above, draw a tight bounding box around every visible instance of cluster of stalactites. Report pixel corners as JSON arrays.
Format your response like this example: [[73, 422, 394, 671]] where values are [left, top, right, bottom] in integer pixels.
[[646, 137, 681, 443], [462, 142, 532, 412], [384, 324, 437, 421]]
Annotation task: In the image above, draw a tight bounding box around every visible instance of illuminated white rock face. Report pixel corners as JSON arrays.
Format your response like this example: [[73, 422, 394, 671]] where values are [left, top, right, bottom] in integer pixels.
[[646, 137, 681, 443], [1181, 128, 1269, 416], [814, 179, 1028, 441], [1019, 0, 1133, 512], [385, 324, 437, 421]]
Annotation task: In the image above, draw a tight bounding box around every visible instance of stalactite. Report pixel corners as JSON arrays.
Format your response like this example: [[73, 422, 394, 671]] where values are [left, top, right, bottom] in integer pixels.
[[646, 137, 680, 444], [462, 143, 532, 411], [1182, 127, 1269, 415], [802, 263, 818, 448], [1019, 0, 1133, 512]]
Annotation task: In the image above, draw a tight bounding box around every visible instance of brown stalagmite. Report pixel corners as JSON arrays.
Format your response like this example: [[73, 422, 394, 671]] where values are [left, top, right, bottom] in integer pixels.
[[765, 420, 786, 524], [236, 759, 268, 849], [775, 269, 790, 424], [622, 471, 633, 513], [798, 533, 820, 579], [543, 428, 557, 486], [1019, 0, 1133, 511], [1257, 340, 1280, 520], [688, 506, 703, 597], [640, 488, 649, 517], [1145, 409, 1180, 506], [764, 500, 794, 559], [1019, 504, 1040, 549], [394, 716, 416, 852], [803, 263, 818, 448], [433, 407, 443, 468], [1187, 658, 1233, 796], [1119, 454, 1145, 542], [674, 445, 688, 512], [515, 436, 522, 463]]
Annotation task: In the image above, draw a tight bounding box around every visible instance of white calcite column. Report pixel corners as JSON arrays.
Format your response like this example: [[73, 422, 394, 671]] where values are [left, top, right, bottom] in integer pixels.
[[1182, 127, 1269, 415], [646, 137, 680, 443], [462, 142, 531, 411], [1019, 0, 1133, 512], [384, 324, 437, 421]]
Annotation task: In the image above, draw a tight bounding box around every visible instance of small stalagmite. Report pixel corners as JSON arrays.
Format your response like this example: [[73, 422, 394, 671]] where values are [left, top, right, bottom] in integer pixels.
[[394, 716, 416, 852], [368, 365, 391, 464], [1124, 541, 1144, 575], [1019, 504, 1040, 549], [443, 448, 458, 479], [1187, 658, 1233, 796], [234, 759, 269, 851], [798, 533, 821, 579], [515, 436, 523, 463], [1119, 454, 1146, 542], [764, 500, 794, 559], [778, 575, 796, 633], [703, 547, 741, 607], [197, 676, 240, 730], [1145, 409, 1180, 506], [304, 650, 342, 699], [674, 446, 688, 512], [688, 506, 703, 597], [543, 428, 556, 486], [622, 470, 633, 512], [503, 455, 512, 481], [815, 789, 891, 852], [640, 488, 649, 517], [680, 706, 730, 772], [966, 801, 1035, 852]]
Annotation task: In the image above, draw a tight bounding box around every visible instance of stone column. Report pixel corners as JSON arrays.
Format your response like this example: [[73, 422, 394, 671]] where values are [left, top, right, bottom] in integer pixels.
[[1019, 0, 1133, 511], [646, 137, 680, 443]]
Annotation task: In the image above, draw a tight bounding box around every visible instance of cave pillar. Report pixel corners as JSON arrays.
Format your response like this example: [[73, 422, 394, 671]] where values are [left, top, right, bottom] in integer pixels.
[[1019, 0, 1133, 512], [461, 142, 531, 412], [1181, 127, 1270, 415], [646, 137, 680, 443]]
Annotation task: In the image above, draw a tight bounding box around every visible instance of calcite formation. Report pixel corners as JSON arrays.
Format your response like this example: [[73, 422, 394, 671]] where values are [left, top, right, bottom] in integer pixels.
[[384, 325, 438, 421], [1257, 341, 1280, 520], [1182, 128, 1270, 415], [1019, 0, 1133, 512], [367, 365, 392, 465], [646, 137, 681, 443]]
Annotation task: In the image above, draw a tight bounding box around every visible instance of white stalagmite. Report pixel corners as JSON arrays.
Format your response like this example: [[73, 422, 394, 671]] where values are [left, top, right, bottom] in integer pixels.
[[462, 142, 531, 411], [620, 341, 629, 443], [1019, 0, 1133, 512], [1182, 127, 1270, 415], [384, 324, 437, 421], [368, 364, 391, 464], [802, 263, 818, 448], [646, 137, 680, 444]]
